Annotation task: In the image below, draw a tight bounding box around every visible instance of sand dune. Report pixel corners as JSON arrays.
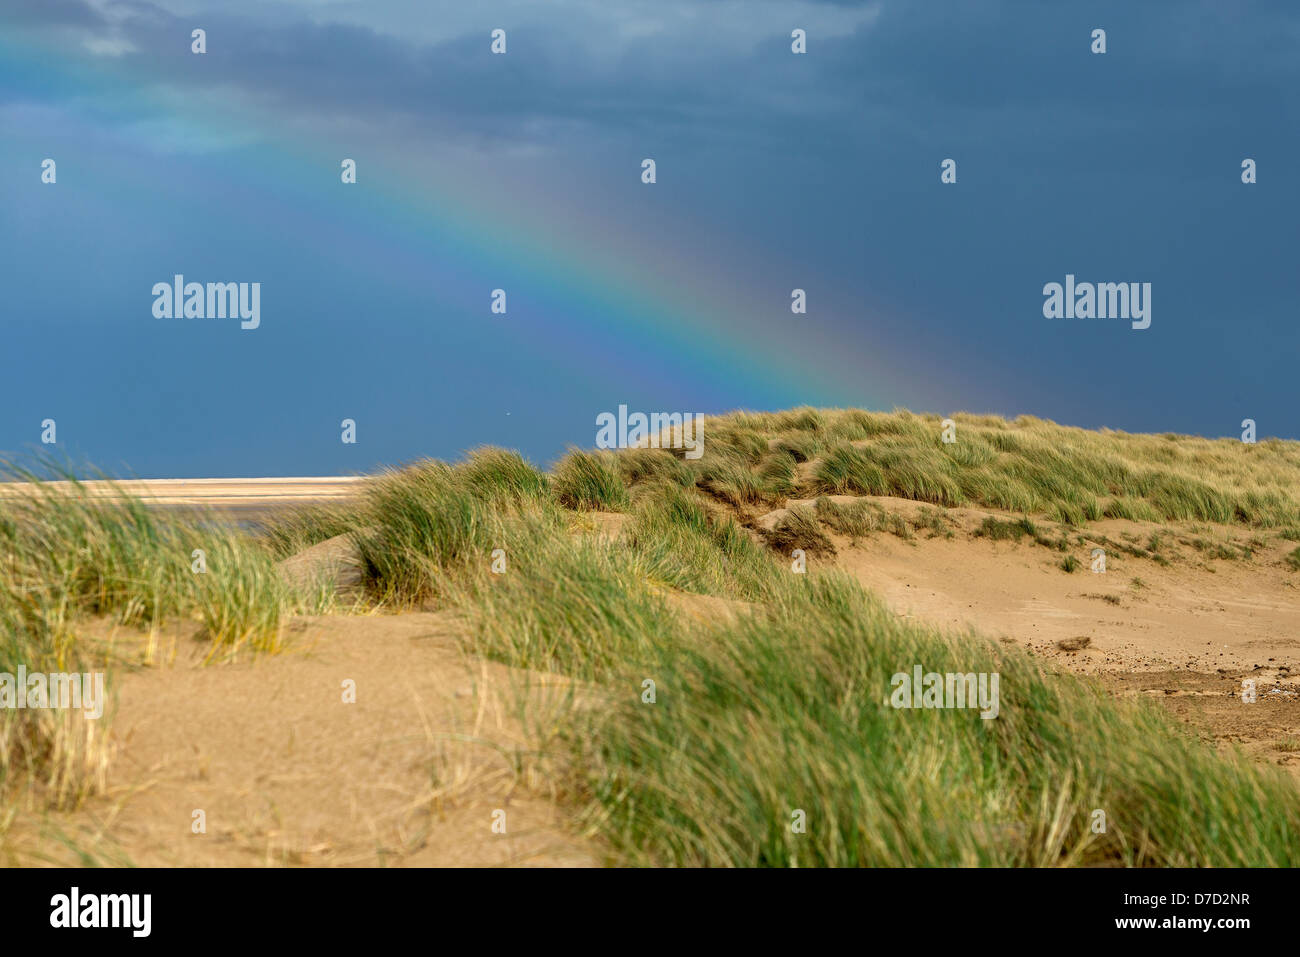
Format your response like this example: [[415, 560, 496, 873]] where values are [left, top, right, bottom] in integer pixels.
[[10, 492, 1297, 866], [7, 407, 1300, 868]]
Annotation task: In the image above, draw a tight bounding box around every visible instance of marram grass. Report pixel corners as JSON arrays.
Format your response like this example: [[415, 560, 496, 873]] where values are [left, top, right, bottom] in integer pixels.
[[457, 541, 1300, 867], [1, 461, 309, 806]]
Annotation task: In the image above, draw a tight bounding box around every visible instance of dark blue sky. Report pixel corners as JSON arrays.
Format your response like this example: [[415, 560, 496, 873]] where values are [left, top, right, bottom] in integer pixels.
[[2, 0, 1297, 477]]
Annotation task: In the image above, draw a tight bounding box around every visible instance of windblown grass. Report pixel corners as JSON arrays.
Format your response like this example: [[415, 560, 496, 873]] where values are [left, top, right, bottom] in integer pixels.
[[445, 515, 1300, 867], [449, 532, 673, 682], [332, 427, 1300, 866], [761, 504, 833, 556], [351, 449, 560, 606], [814, 496, 910, 540], [623, 484, 782, 601], [0, 463, 289, 653], [0, 461, 293, 808], [552, 449, 629, 511], [635, 408, 1300, 529], [262, 501, 358, 560], [559, 574, 1300, 866]]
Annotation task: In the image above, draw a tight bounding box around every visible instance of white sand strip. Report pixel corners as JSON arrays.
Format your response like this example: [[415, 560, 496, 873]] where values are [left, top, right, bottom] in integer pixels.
[[0, 477, 363, 507]]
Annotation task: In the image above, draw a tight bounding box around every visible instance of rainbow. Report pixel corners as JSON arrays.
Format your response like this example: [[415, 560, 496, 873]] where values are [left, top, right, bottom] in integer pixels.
[[2, 32, 899, 413]]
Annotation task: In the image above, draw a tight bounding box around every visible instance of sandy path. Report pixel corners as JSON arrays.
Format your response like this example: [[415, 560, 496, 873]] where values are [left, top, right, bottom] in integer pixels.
[[16, 613, 596, 867]]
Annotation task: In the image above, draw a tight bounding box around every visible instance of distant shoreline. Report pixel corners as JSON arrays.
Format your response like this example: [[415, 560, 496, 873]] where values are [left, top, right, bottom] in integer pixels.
[[0, 477, 362, 519]]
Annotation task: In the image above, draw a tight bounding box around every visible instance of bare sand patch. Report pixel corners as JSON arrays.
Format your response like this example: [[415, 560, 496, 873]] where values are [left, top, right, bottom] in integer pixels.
[[8, 613, 597, 867], [277, 531, 364, 599]]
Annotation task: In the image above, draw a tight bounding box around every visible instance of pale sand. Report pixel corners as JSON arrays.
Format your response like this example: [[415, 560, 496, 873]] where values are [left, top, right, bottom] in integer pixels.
[[0, 477, 363, 522]]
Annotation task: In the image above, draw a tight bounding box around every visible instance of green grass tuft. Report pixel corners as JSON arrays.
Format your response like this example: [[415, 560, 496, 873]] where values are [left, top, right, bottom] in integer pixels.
[[553, 449, 630, 512]]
